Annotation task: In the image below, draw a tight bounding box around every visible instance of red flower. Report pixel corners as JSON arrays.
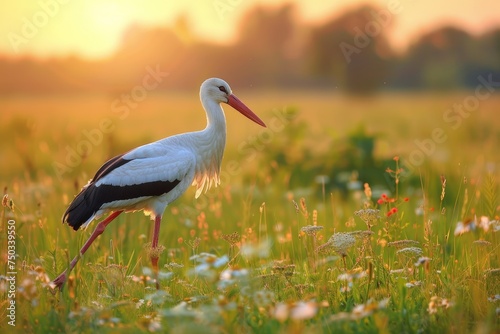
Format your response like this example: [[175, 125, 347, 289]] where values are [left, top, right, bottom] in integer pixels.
[[386, 207, 398, 217]]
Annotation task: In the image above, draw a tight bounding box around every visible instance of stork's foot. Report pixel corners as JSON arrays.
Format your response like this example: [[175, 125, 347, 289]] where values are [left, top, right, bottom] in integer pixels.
[[51, 271, 68, 292]]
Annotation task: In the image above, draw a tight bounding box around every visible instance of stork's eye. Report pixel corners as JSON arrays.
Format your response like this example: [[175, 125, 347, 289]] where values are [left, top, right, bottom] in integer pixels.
[[218, 86, 227, 93]]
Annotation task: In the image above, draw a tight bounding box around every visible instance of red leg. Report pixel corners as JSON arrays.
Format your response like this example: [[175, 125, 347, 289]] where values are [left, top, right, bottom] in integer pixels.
[[52, 211, 123, 290], [151, 215, 162, 289]]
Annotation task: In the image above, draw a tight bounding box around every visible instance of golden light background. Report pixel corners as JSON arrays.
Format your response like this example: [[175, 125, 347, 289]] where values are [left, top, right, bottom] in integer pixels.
[[1, 0, 499, 60]]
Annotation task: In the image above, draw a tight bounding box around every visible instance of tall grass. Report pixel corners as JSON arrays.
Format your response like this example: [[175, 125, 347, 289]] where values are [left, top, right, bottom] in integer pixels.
[[0, 92, 499, 333]]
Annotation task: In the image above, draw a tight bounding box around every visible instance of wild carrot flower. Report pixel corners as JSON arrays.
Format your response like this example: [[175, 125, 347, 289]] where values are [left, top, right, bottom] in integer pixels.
[[354, 209, 380, 228], [328, 232, 356, 256], [316, 231, 372, 256], [473, 240, 492, 247], [221, 232, 241, 246], [144, 242, 166, 260], [396, 247, 423, 258], [387, 240, 420, 249], [301, 225, 324, 236]]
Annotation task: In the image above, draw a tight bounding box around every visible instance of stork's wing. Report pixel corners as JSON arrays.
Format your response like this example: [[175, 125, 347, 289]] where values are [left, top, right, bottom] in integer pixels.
[[63, 142, 196, 230]]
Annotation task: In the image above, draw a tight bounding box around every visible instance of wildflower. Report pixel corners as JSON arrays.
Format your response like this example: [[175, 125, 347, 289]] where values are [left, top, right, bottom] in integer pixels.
[[329, 232, 357, 256], [484, 268, 500, 276], [145, 290, 172, 306], [188, 253, 229, 281], [387, 240, 420, 249], [389, 269, 406, 275], [454, 219, 475, 236], [405, 280, 422, 288], [290, 301, 318, 320], [253, 290, 275, 308], [221, 232, 240, 246], [2, 194, 14, 211], [377, 193, 395, 205], [348, 230, 374, 240], [316, 231, 372, 256], [144, 242, 166, 259], [272, 263, 295, 277], [273, 303, 289, 322], [415, 257, 432, 267], [315, 175, 330, 185], [165, 262, 184, 269], [477, 216, 490, 232], [428, 296, 439, 314], [337, 268, 367, 282], [473, 240, 492, 247], [386, 207, 398, 217], [241, 239, 271, 259], [354, 209, 380, 227], [218, 267, 249, 290], [396, 247, 423, 258], [427, 296, 454, 314], [490, 219, 500, 232], [488, 295, 500, 302], [363, 183, 372, 199], [351, 298, 390, 320], [300, 225, 324, 236], [135, 299, 145, 308]]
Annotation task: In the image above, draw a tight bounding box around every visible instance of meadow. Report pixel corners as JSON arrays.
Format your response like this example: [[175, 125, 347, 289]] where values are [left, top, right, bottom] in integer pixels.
[[0, 91, 499, 333]]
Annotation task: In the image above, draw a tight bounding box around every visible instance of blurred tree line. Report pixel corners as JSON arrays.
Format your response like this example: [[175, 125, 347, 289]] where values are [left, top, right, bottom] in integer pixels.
[[1, 3, 499, 94]]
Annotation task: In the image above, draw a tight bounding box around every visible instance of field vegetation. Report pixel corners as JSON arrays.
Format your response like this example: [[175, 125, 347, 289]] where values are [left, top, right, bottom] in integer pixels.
[[0, 91, 499, 333]]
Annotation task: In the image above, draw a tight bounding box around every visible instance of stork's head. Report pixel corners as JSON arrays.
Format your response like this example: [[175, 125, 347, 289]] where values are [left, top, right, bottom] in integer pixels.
[[200, 78, 266, 127]]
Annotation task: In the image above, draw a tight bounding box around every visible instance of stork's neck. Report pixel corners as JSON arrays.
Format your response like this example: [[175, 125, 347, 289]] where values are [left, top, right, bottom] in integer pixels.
[[201, 96, 227, 134], [189, 96, 227, 197]]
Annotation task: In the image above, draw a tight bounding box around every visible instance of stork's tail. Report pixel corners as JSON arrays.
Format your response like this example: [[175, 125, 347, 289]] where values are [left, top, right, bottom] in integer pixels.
[[62, 184, 99, 231]]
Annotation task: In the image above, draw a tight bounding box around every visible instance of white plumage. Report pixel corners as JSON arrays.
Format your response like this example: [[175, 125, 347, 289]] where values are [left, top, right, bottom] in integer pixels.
[[52, 78, 266, 290]]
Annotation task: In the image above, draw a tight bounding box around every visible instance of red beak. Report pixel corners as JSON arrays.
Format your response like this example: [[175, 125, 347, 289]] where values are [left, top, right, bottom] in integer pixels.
[[227, 94, 266, 127]]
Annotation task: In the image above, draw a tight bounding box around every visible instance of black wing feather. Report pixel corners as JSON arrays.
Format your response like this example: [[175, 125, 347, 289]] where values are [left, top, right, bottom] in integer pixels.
[[62, 153, 181, 231]]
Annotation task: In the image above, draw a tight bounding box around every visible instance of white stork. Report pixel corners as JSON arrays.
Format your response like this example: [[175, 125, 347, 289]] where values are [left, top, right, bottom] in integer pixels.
[[52, 78, 266, 290]]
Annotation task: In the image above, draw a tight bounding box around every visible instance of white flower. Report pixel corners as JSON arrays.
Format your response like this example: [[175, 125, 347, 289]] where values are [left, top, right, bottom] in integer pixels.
[[290, 301, 318, 320]]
